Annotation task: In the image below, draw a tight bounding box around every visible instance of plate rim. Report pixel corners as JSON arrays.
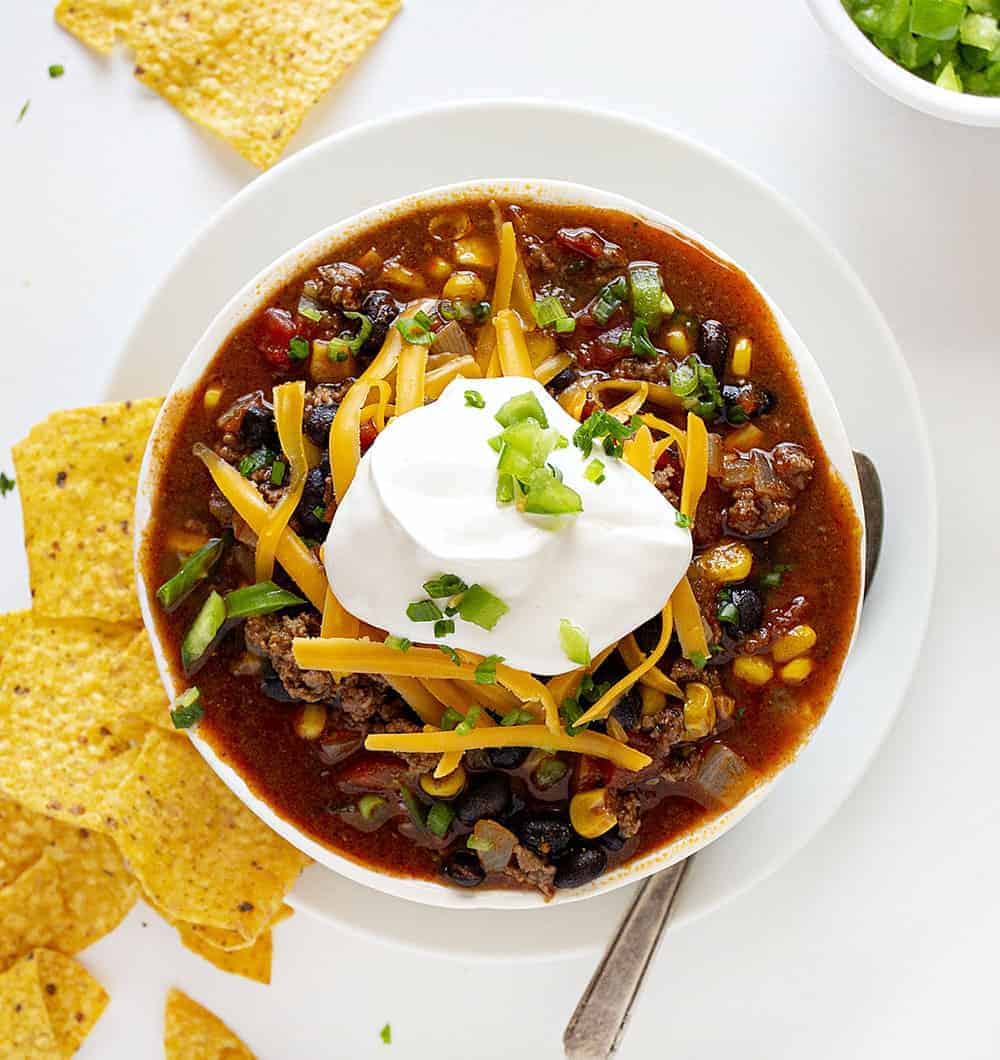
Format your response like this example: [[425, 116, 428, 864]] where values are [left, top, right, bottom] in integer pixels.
[[106, 98, 937, 958]]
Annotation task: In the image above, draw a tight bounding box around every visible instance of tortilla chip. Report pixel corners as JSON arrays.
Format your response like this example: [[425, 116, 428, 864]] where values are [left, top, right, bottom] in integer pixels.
[[115, 629, 173, 729], [178, 923, 273, 985], [55, 0, 135, 53], [0, 799, 136, 971], [0, 952, 61, 1059], [0, 611, 31, 666], [13, 398, 161, 624], [112, 729, 309, 941], [0, 619, 154, 832], [164, 989, 255, 1060], [178, 903, 293, 953], [31, 950, 108, 1057]]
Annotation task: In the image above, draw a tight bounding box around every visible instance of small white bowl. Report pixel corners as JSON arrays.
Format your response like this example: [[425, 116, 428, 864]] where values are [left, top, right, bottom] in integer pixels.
[[807, 0, 1000, 126], [135, 178, 865, 910]]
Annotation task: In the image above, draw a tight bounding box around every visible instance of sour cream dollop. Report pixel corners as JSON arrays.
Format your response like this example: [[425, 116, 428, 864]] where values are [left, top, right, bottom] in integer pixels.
[[325, 377, 691, 675]]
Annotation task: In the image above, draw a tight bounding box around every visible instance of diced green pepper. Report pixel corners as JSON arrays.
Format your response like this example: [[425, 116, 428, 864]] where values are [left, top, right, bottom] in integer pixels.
[[156, 536, 226, 612], [181, 591, 226, 673]]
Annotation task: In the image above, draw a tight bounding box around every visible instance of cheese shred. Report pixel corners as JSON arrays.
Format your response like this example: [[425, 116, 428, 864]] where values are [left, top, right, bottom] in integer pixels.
[[494, 309, 535, 378], [671, 576, 710, 661], [680, 411, 708, 520]]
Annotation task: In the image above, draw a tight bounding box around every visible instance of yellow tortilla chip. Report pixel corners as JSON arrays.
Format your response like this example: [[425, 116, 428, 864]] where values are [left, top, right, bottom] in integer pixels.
[[177, 923, 273, 985], [115, 629, 173, 729], [31, 950, 109, 1057], [13, 398, 161, 624], [0, 619, 154, 832], [113, 729, 309, 941], [178, 902, 293, 953], [0, 952, 61, 1059], [0, 800, 136, 971], [164, 988, 255, 1060], [0, 611, 31, 666], [55, 0, 135, 54]]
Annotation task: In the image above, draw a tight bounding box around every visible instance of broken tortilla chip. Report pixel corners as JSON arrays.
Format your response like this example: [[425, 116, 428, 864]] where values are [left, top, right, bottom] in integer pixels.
[[164, 988, 255, 1060], [55, 0, 400, 168], [115, 629, 173, 729], [112, 729, 309, 941], [0, 610, 31, 666], [0, 618, 154, 832], [177, 922, 274, 985], [12, 398, 161, 624], [0, 949, 107, 1059]]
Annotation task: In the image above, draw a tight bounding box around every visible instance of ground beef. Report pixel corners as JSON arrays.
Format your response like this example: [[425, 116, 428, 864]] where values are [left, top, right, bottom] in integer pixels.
[[245, 612, 335, 702], [611, 355, 674, 384], [504, 843, 556, 897], [609, 790, 642, 838], [720, 443, 814, 539], [652, 465, 680, 508], [379, 717, 437, 774], [639, 701, 686, 753], [317, 262, 365, 311], [304, 382, 353, 409]]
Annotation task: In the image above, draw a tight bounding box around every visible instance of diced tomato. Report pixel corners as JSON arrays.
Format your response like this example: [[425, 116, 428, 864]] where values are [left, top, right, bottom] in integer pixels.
[[359, 420, 378, 453], [337, 752, 409, 793], [556, 226, 623, 263], [256, 307, 299, 369], [571, 753, 615, 794]]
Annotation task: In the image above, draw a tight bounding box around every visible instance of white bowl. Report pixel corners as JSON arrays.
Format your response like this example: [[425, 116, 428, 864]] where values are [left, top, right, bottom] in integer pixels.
[[135, 178, 865, 910], [807, 0, 1000, 125]]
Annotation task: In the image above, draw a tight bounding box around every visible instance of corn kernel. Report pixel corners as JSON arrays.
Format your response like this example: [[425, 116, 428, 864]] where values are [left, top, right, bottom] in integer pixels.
[[772, 624, 817, 663], [570, 788, 617, 839], [426, 256, 454, 283], [203, 386, 223, 410], [683, 682, 716, 739], [356, 247, 383, 274], [310, 342, 355, 383], [293, 703, 326, 740], [442, 269, 487, 302], [165, 528, 210, 554], [731, 336, 753, 377], [733, 655, 773, 686], [420, 765, 467, 799], [779, 657, 814, 685], [665, 328, 690, 357], [453, 236, 498, 269], [640, 685, 667, 717], [724, 423, 765, 452], [380, 258, 425, 292], [696, 541, 754, 583]]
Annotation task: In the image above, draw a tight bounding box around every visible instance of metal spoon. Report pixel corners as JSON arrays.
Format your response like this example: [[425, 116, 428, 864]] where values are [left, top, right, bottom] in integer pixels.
[[564, 452, 884, 1060]]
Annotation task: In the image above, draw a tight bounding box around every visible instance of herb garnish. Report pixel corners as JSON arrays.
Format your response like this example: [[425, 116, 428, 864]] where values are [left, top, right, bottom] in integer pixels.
[[385, 635, 411, 652], [0, 472, 14, 497], [170, 688, 203, 729], [48, 65, 64, 78], [473, 654, 504, 685]]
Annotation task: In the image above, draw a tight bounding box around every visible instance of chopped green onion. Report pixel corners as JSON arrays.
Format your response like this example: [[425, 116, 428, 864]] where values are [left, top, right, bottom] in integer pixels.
[[439, 707, 464, 730], [406, 599, 443, 623], [464, 389, 486, 408], [629, 262, 667, 329], [380, 1023, 392, 1046], [156, 536, 226, 612], [223, 581, 305, 620], [572, 410, 640, 458], [358, 794, 386, 819], [560, 698, 588, 736], [501, 707, 535, 726], [16, 100, 29, 123], [590, 276, 627, 325], [180, 591, 227, 673], [534, 756, 568, 788], [396, 315, 434, 346], [717, 600, 739, 626], [288, 336, 310, 361], [496, 472, 515, 504], [438, 644, 461, 665], [494, 391, 549, 428], [759, 563, 793, 589], [426, 802, 455, 837], [521, 467, 583, 516], [312, 505, 327, 521], [270, 460, 287, 485], [237, 447, 276, 478], [584, 459, 606, 485], [423, 574, 468, 598], [399, 786, 425, 827], [0, 471, 14, 497], [439, 299, 491, 324], [414, 309, 435, 330], [434, 619, 455, 638], [466, 834, 493, 851], [458, 585, 509, 631], [454, 706, 482, 735], [498, 419, 562, 467], [559, 619, 591, 666], [170, 688, 203, 729], [690, 651, 708, 671], [297, 295, 324, 322], [532, 296, 576, 333], [385, 635, 412, 652], [325, 311, 373, 359], [675, 512, 692, 529], [473, 655, 504, 685], [48, 64, 65, 78]]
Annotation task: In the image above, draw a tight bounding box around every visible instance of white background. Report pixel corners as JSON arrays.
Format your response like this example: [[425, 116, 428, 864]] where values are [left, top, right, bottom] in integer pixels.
[[2, 3, 998, 1058]]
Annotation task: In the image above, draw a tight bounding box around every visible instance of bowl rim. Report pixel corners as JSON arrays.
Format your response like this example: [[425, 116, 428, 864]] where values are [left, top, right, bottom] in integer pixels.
[[806, 0, 1000, 126], [134, 176, 865, 911]]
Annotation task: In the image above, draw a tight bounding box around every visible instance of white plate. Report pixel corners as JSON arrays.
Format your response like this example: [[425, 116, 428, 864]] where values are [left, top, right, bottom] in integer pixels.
[[106, 100, 936, 962]]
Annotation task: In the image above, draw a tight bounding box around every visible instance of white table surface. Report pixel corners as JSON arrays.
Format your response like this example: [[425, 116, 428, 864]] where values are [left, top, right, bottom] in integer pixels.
[[3, 2, 998, 1058]]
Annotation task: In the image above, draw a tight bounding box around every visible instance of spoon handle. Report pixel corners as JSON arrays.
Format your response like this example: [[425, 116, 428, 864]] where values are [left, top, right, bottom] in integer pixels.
[[563, 859, 689, 1060]]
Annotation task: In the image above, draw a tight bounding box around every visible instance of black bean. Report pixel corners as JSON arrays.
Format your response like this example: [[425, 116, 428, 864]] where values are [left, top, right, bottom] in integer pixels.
[[519, 814, 574, 860], [722, 382, 775, 422], [554, 844, 608, 889], [295, 466, 330, 539], [610, 686, 641, 732], [730, 586, 763, 634], [454, 774, 511, 827], [698, 319, 730, 378], [597, 827, 625, 853], [360, 290, 401, 358], [487, 746, 530, 770], [303, 403, 337, 447], [441, 850, 485, 887], [547, 367, 577, 394], [240, 404, 278, 449]]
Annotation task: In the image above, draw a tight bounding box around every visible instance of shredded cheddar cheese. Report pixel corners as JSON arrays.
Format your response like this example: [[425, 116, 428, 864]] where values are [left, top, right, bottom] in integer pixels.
[[424, 355, 481, 399], [680, 411, 708, 520], [493, 222, 517, 314], [619, 634, 684, 698], [395, 342, 429, 415], [494, 309, 534, 378], [604, 382, 649, 422], [383, 675, 445, 727], [671, 577, 710, 661], [623, 424, 655, 480], [534, 352, 573, 386]]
